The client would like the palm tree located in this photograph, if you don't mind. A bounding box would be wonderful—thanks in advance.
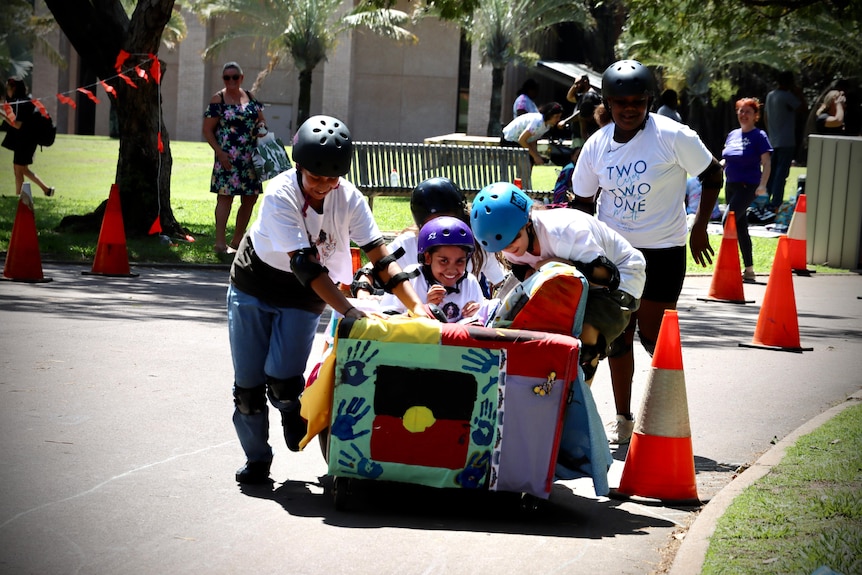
[447,0,592,137]
[186,0,416,127]
[1,0,63,80]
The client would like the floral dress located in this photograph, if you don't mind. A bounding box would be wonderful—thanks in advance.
[204,93,264,196]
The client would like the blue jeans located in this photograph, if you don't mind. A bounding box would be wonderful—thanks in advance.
[227,284,320,462]
[766,146,794,210]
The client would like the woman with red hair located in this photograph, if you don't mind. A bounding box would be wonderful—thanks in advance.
[721,97,772,282]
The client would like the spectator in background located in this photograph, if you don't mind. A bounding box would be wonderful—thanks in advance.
[815,89,846,135]
[656,89,682,122]
[513,79,540,117]
[764,71,807,212]
[203,61,265,256]
[721,97,772,283]
[501,102,564,167]
[1,77,55,197]
[559,75,602,141]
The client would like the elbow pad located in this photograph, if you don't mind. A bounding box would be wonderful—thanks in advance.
[575,255,620,292]
[290,248,328,287]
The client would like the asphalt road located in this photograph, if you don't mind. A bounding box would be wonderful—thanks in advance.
[1,263,860,575]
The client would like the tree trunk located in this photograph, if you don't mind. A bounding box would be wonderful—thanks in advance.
[297,68,313,129]
[45,0,184,237]
[486,66,505,137]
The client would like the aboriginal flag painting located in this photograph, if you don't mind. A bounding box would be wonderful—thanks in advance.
[329,326,500,490]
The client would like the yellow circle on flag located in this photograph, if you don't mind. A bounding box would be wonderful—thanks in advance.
[402,405,436,433]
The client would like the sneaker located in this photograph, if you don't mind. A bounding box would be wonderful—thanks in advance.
[235,460,272,484]
[742,269,756,283]
[607,414,634,445]
[44,187,55,197]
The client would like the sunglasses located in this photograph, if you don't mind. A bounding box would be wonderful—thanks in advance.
[223,74,241,81]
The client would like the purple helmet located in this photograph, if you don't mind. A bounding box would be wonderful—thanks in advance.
[417,216,475,263]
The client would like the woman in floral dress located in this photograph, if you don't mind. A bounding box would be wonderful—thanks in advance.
[203,61,266,255]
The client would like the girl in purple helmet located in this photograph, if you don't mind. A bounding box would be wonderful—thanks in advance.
[380,216,490,323]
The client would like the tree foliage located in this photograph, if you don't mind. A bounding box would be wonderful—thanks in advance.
[186,0,417,128]
[0,0,63,80]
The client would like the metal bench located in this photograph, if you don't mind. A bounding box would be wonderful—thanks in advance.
[347,141,552,208]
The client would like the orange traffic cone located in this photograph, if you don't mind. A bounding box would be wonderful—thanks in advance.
[2,184,52,283]
[739,235,812,352]
[83,184,138,277]
[614,310,700,505]
[787,194,813,276]
[697,211,753,304]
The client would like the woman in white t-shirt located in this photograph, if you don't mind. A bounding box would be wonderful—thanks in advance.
[570,60,723,444]
[500,102,564,166]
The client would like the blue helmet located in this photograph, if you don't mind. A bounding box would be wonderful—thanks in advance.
[417,216,475,263]
[470,182,533,252]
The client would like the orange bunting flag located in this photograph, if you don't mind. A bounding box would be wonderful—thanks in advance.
[57,93,77,109]
[148,216,162,235]
[158,131,164,153]
[114,49,131,73]
[117,73,137,88]
[99,79,117,98]
[2,102,15,123]
[149,55,162,85]
[135,65,149,81]
[77,87,100,104]
[32,99,49,118]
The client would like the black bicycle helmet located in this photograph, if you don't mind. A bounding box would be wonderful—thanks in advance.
[409,177,468,227]
[601,60,657,108]
[291,115,353,177]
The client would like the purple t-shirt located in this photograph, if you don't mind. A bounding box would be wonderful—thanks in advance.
[722,128,773,185]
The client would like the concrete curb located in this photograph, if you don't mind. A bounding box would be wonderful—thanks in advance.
[669,389,862,575]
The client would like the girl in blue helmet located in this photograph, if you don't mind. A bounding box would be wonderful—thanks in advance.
[380,216,490,323]
[471,182,646,382]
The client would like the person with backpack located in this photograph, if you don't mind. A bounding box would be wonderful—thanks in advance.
[1,77,55,197]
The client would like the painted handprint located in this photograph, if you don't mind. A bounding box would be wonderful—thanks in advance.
[461,348,497,375]
[471,398,495,446]
[341,340,379,387]
[331,396,371,441]
[337,443,383,479]
[455,451,491,489]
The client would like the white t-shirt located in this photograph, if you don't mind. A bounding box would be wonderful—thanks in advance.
[380,263,486,322]
[387,230,507,287]
[571,113,713,249]
[502,113,549,143]
[247,169,380,285]
[504,208,646,298]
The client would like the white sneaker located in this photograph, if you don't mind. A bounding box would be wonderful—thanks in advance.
[607,415,634,444]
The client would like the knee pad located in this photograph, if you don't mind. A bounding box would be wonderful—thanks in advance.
[607,324,635,358]
[233,384,267,415]
[637,329,657,357]
[266,376,304,412]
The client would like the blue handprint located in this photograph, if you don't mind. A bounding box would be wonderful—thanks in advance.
[331,396,371,441]
[341,340,379,387]
[481,374,498,395]
[337,443,383,479]
[471,398,495,446]
[455,451,491,489]
[461,348,497,374]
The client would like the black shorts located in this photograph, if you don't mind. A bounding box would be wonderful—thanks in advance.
[13,140,37,166]
[639,246,686,303]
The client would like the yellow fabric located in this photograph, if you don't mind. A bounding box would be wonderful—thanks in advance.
[298,316,442,450]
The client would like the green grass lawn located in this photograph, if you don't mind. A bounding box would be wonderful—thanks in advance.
[0,135,836,274]
[702,403,862,575]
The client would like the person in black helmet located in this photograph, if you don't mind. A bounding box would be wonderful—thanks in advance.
[350,176,506,299]
[226,115,429,484]
[570,60,723,445]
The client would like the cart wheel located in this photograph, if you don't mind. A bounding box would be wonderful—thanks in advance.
[318,428,330,464]
[519,493,540,513]
[333,476,351,511]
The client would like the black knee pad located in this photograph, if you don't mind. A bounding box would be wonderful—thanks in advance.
[637,329,657,357]
[233,384,267,415]
[607,325,635,358]
[266,376,304,412]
